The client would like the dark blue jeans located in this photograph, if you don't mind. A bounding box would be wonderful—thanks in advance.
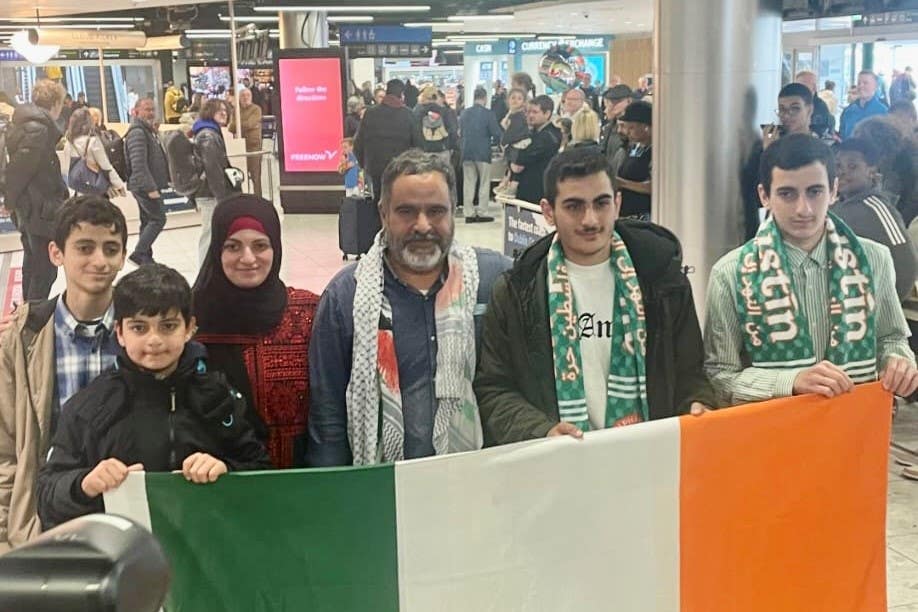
[131,191,166,260]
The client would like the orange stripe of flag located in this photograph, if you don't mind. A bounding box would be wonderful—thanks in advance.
[680,382,891,612]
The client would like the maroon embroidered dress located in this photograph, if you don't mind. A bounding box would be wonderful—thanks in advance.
[198,287,318,468]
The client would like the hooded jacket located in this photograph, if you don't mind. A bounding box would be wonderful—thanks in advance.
[474,220,717,446]
[4,104,69,237]
[414,101,459,153]
[36,342,271,530]
[193,118,240,202]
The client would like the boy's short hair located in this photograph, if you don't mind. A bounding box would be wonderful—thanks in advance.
[834,137,880,167]
[53,195,128,252]
[543,146,617,206]
[114,264,193,325]
[778,83,813,105]
[530,94,554,115]
[759,133,836,195]
[341,137,354,146]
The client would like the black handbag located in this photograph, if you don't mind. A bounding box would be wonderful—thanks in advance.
[68,138,111,195]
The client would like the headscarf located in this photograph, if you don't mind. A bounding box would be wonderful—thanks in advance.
[192,194,288,335]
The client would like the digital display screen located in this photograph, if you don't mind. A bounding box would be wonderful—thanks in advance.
[188,65,231,97]
[278,56,344,173]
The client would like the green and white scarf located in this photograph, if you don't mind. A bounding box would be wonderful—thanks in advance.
[547,233,649,430]
[736,213,877,381]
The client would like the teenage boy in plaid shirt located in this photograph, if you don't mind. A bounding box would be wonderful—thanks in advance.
[0,195,127,551]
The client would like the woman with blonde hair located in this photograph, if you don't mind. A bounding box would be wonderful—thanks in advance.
[569,107,601,149]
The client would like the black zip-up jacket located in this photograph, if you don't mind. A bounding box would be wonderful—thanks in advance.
[4,104,69,237]
[474,220,717,446]
[36,342,271,529]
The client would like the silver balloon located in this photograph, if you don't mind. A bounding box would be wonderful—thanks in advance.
[538,44,588,92]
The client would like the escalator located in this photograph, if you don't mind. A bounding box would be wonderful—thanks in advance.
[73,65,126,124]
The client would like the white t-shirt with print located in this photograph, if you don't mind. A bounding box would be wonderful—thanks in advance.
[565,257,615,430]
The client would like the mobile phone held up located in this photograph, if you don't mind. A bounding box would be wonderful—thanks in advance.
[760,123,787,137]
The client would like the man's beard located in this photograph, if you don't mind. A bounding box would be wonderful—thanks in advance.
[386,228,453,273]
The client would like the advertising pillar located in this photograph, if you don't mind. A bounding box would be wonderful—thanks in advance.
[275,49,346,212]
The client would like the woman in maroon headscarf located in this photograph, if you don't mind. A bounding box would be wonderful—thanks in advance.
[192,195,319,468]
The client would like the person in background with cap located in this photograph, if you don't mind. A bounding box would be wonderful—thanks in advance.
[600,84,633,171]
[616,101,653,220]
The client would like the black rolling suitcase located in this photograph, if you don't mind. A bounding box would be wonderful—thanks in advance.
[339,196,380,260]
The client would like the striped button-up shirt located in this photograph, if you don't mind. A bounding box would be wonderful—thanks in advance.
[703,234,914,406]
[54,295,118,412]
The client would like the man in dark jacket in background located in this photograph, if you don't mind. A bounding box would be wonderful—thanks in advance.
[599,84,632,173]
[193,98,241,265]
[124,97,170,266]
[354,79,422,209]
[510,95,562,205]
[459,86,502,223]
[475,148,715,445]
[4,79,70,299]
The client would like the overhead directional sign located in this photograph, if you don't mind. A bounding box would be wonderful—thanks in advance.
[339,25,432,46]
[347,43,431,59]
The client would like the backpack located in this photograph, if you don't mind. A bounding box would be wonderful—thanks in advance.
[422,110,450,150]
[162,130,203,196]
[98,129,127,180]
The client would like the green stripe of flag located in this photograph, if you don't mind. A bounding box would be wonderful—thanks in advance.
[137,467,399,612]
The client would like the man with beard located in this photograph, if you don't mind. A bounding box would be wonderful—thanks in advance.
[307,150,511,466]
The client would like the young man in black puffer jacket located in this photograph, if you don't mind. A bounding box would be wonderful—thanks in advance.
[475,148,716,446]
[36,264,270,530]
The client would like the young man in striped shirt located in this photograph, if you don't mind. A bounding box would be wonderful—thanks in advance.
[831,137,917,301]
[704,134,917,406]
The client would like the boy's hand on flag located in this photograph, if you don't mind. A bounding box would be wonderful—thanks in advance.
[182,453,228,484]
[81,459,144,498]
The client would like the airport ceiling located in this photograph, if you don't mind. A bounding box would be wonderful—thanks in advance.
[0,0,914,36]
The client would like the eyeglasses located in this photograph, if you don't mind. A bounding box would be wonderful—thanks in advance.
[775,105,804,117]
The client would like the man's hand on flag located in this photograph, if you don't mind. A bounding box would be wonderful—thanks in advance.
[880,357,918,397]
[792,361,854,397]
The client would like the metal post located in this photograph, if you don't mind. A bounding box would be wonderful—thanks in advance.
[97,48,108,123]
[228,0,243,138]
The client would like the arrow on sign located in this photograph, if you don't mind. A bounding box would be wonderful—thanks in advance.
[420,45,429,55]
[343,30,352,41]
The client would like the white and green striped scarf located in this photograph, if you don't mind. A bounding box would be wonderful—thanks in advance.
[547,234,649,430]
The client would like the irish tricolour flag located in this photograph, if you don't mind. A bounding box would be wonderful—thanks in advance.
[106,383,891,611]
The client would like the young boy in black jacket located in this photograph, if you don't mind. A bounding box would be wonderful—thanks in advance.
[37,264,270,529]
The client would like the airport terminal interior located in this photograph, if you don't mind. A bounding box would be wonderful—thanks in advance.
[1,0,918,609]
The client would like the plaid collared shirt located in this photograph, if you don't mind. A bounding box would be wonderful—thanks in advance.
[54,294,118,411]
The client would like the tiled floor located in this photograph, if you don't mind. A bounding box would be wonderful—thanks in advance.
[0,208,916,609]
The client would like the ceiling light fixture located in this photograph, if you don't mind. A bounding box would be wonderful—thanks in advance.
[0,17,142,23]
[14,24,135,30]
[219,15,277,23]
[255,5,430,13]
[446,15,514,22]
[404,21,460,27]
[10,30,59,64]
[445,36,499,42]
